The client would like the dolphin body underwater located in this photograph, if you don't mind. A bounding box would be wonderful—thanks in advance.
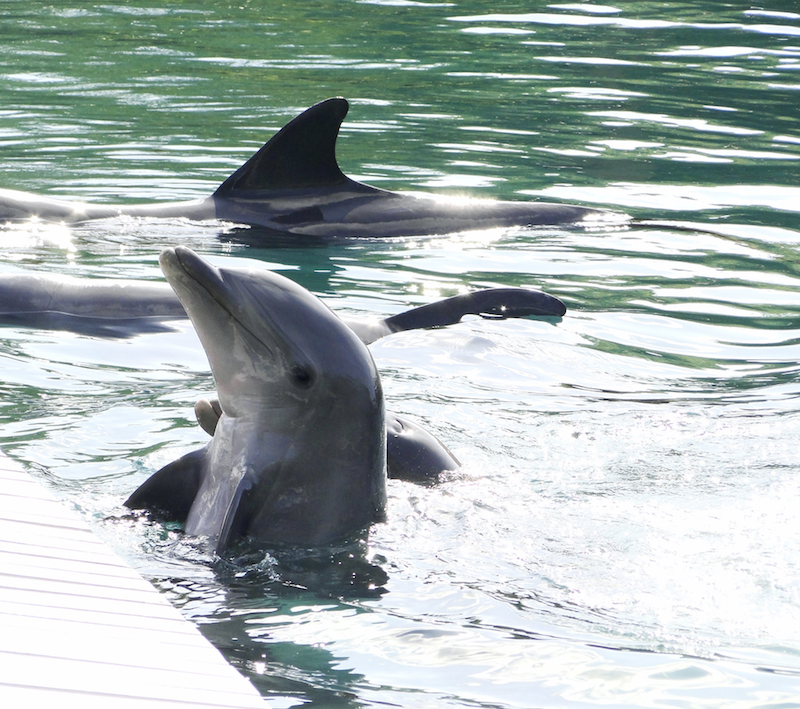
[0,98,621,237]
[108,247,567,554]
[0,266,566,339]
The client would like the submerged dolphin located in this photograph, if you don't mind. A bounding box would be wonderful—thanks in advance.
[0,268,566,339]
[0,98,622,237]
[122,248,566,552]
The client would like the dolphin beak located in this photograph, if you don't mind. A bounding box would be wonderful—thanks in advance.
[160,247,239,322]
[160,246,225,292]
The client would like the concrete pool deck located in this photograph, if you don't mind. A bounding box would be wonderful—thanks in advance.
[0,452,265,708]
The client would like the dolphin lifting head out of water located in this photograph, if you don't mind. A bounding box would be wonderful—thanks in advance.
[0,98,623,237]
[122,248,566,554]
[126,246,388,553]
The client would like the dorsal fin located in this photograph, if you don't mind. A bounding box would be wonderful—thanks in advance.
[215,97,350,194]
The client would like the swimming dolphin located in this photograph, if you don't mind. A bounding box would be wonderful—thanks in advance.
[0,272,186,337]
[0,98,622,237]
[0,268,566,339]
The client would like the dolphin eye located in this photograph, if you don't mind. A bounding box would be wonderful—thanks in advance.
[290,365,315,388]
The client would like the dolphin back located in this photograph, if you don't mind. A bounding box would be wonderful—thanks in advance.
[386,413,460,484]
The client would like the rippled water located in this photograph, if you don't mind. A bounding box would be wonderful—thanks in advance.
[1,2,800,707]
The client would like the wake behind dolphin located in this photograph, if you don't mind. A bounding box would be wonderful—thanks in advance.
[0,98,625,238]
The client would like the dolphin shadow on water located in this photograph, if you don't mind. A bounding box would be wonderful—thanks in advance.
[0,98,627,238]
[107,247,567,556]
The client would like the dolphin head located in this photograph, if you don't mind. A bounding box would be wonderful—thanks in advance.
[160,246,379,418]
[159,246,387,551]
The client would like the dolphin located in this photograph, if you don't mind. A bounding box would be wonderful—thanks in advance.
[0,272,186,337]
[0,98,623,237]
[121,247,566,552]
[125,246,388,552]
[0,268,566,339]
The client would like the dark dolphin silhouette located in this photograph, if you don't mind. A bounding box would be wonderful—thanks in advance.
[0,98,623,237]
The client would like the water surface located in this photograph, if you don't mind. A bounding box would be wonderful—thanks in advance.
[1,2,799,707]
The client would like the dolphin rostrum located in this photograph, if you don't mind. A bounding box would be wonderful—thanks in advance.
[0,98,623,237]
[122,248,566,553]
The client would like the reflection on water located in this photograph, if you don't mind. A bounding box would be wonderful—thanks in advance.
[1,1,800,707]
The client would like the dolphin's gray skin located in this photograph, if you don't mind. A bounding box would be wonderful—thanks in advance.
[0,272,186,337]
[191,396,460,486]
[191,395,458,493]
[0,98,622,237]
[125,246,388,553]
[0,269,566,339]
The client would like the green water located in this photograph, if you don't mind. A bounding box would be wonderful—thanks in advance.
[1,2,800,708]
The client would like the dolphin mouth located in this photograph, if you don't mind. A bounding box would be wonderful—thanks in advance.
[161,245,248,323]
